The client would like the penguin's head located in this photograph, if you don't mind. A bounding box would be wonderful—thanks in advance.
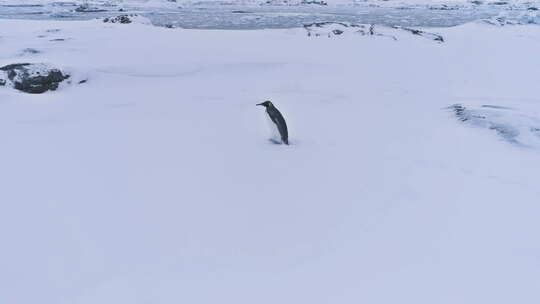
[256,100,273,108]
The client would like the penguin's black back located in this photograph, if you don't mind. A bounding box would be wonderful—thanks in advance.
[267,105,288,145]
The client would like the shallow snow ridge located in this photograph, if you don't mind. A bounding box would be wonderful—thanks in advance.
[449,104,540,148]
[304,22,444,42]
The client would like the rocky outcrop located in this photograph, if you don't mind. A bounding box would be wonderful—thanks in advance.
[102,14,151,25]
[262,0,326,5]
[304,22,363,37]
[0,63,70,94]
[428,4,460,10]
[304,22,444,43]
[392,26,444,42]
[103,14,135,24]
[300,0,327,5]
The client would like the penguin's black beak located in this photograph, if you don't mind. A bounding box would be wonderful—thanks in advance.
[256,103,264,106]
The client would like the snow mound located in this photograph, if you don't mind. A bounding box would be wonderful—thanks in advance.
[449,104,540,148]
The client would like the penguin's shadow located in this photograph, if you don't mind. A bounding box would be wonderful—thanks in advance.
[268,139,294,146]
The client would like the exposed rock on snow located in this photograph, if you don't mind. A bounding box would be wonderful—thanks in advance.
[489,1,509,5]
[304,22,444,42]
[300,0,328,5]
[103,14,151,25]
[389,26,444,42]
[103,15,135,24]
[449,104,540,147]
[304,22,364,37]
[262,0,328,5]
[0,63,70,94]
[428,4,461,10]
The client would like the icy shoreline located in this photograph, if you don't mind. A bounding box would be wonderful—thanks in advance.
[1,0,539,28]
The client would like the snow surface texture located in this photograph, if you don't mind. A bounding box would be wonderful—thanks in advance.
[1,18,540,304]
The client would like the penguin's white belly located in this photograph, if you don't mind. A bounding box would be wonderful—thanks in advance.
[265,113,281,142]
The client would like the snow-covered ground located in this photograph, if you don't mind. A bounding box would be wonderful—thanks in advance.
[1,16,540,304]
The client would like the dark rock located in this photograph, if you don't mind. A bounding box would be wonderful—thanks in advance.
[528,7,539,11]
[1,63,29,72]
[0,79,5,86]
[50,2,78,7]
[50,38,67,42]
[301,0,327,5]
[304,22,364,37]
[103,14,139,24]
[0,63,70,94]
[429,4,460,10]
[391,26,444,42]
[231,10,253,13]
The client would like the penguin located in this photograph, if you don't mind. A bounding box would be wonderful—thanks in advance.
[256,100,289,145]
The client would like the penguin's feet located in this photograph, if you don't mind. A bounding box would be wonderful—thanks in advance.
[268,138,282,145]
